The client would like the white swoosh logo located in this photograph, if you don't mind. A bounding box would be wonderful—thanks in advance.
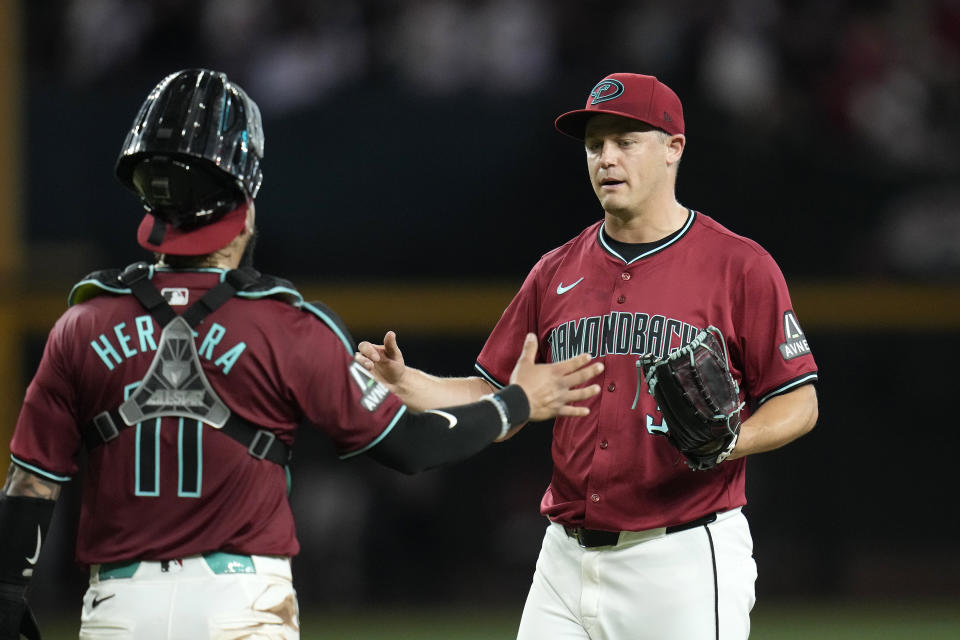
[25,525,41,565]
[556,277,585,295]
[424,409,458,429]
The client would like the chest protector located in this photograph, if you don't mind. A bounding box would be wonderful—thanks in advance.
[78,262,293,465]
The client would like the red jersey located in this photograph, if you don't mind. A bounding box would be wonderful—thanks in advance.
[476,211,818,531]
[10,268,404,565]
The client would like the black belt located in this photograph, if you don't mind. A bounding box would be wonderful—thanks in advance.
[564,512,719,548]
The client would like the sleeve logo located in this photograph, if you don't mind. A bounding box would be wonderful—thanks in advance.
[348,362,390,412]
[778,311,811,360]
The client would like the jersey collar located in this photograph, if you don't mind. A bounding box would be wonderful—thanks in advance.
[597,209,696,265]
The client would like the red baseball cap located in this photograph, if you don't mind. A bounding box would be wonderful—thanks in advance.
[555,73,685,140]
[137,201,249,256]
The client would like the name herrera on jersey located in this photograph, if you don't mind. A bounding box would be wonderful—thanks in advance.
[89,315,246,375]
[548,311,700,362]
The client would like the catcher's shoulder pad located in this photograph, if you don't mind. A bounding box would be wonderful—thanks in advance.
[66,264,354,351]
[68,267,129,306]
[231,268,300,304]
[67,264,302,307]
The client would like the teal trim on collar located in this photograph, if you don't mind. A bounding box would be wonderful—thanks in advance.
[10,455,72,482]
[598,209,696,265]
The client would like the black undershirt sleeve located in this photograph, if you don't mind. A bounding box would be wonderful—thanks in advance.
[366,385,530,474]
[0,487,56,640]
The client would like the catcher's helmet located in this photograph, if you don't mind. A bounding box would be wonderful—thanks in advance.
[115,69,264,237]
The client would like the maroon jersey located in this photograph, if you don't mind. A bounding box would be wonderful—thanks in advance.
[476,211,818,531]
[10,268,404,565]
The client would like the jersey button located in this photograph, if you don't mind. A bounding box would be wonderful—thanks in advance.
[617,295,626,304]
[600,440,609,449]
[621,272,631,281]
[607,383,616,392]
[590,493,600,503]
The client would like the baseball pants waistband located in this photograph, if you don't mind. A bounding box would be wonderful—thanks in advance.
[91,553,291,581]
[561,507,743,548]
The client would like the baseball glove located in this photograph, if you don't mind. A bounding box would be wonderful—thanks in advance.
[637,326,743,471]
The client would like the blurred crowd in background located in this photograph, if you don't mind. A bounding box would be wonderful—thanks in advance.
[22,0,960,279]
[28,0,960,167]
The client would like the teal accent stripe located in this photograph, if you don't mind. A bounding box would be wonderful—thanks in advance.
[474,363,505,389]
[339,405,408,460]
[239,285,302,302]
[9,455,72,482]
[598,210,696,265]
[203,551,255,574]
[301,302,353,352]
[98,561,140,580]
[758,373,819,405]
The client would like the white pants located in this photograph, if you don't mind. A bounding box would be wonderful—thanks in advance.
[517,508,757,640]
[80,554,299,640]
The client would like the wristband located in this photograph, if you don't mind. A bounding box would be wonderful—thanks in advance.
[484,384,531,439]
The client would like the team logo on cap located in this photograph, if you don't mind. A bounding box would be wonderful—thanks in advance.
[590,79,624,105]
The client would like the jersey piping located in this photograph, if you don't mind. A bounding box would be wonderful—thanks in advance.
[10,455,72,482]
[474,363,506,389]
[338,405,408,460]
[597,209,696,264]
[758,373,819,405]
[299,302,353,353]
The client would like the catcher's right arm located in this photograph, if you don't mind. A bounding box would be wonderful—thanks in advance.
[636,326,743,471]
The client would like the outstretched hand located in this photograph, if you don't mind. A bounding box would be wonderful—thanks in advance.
[510,333,603,423]
[355,331,406,390]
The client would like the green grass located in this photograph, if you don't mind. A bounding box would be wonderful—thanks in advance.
[37,600,960,639]
[750,601,960,640]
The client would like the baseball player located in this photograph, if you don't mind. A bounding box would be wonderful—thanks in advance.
[0,69,604,640]
[356,73,819,639]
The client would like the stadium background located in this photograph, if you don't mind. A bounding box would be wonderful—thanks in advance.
[1,0,958,637]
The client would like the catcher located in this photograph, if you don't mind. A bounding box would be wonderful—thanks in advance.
[0,69,604,640]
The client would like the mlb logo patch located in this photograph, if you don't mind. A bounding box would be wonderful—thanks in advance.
[161,288,190,306]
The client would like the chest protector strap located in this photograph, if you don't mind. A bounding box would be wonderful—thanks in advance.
[82,262,290,466]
